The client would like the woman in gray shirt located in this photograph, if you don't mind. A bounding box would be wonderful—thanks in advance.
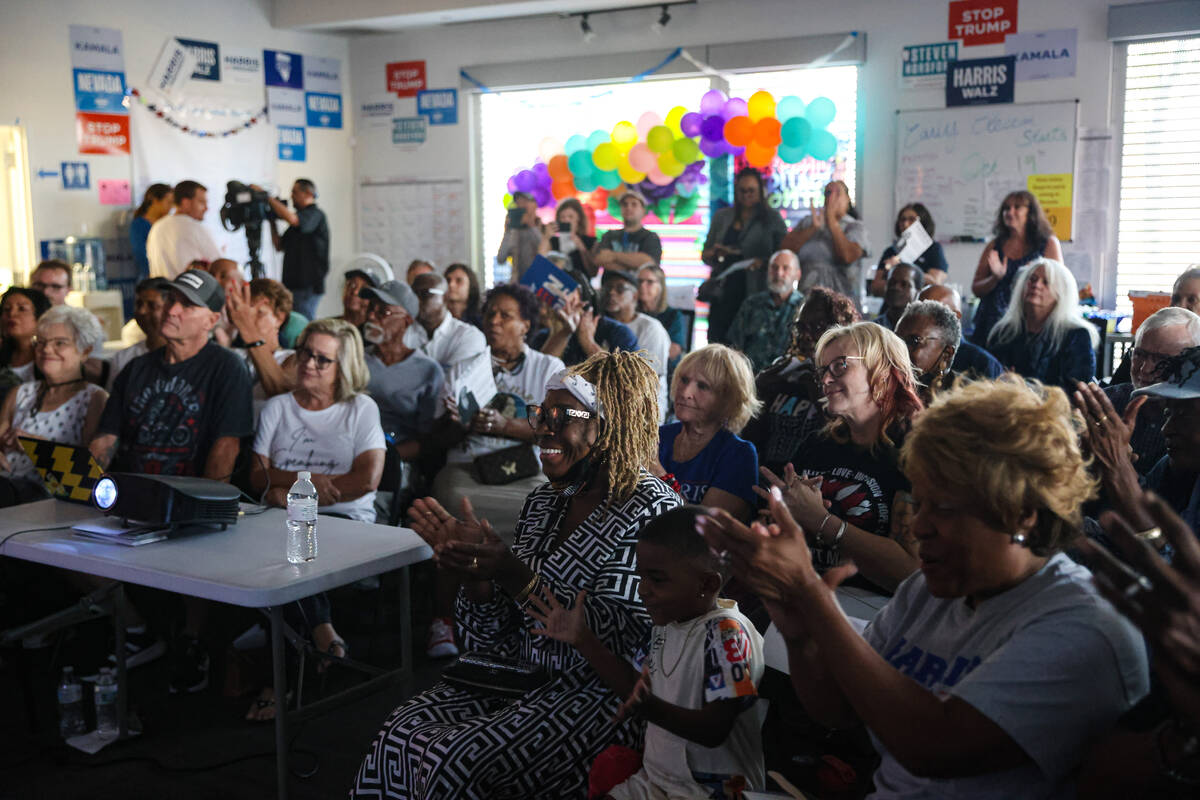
[782,180,871,309]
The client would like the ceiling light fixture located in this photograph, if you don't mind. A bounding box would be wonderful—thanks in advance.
[580,14,596,42]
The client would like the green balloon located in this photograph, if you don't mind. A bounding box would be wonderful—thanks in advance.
[595,169,621,190]
[671,137,700,164]
[807,129,837,161]
[607,196,622,218]
[647,126,674,154]
[651,198,673,221]
[674,194,700,219]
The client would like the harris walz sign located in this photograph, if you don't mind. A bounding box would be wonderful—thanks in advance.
[946,55,1015,106]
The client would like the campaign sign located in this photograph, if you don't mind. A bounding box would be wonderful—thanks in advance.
[306,92,343,128]
[1006,29,1077,81]
[417,88,457,125]
[387,61,426,97]
[901,42,958,88]
[69,25,124,72]
[222,47,263,86]
[946,56,1016,106]
[278,126,306,162]
[519,256,579,310]
[61,162,90,190]
[73,69,127,113]
[304,56,341,95]
[392,117,427,146]
[359,96,396,129]
[268,87,306,128]
[949,0,1018,46]
[178,38,220,81]
[264,50,303,89]
[76,112,130,155]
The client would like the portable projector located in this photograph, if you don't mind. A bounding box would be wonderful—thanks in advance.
[92,473,241,529]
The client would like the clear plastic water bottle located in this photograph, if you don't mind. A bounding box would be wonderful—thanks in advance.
[57,666,87,739]
[286,471,318,564]
[94,667,118,738]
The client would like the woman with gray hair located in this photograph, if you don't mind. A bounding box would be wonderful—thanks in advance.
[0,304,108,505]
[895,299,963,402]
[986,257,1097,389]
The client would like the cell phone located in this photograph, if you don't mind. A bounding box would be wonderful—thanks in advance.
[507,207,525,227]
[557,221,571,233]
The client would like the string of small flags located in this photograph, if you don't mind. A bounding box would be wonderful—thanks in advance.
[129,88,267,138]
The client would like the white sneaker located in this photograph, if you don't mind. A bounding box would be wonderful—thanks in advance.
[425,617,459,659]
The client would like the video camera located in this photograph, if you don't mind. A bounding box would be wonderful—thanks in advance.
[219,181,276,279]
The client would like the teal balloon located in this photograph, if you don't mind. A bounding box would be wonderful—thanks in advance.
[607,196,622,218]
[574,171,598,192]
[595,169,621,190]
[676,180,696,198]
[674,194,700,219]
[778,143,807,163]
[586,129,608,150]
[671,137,700,164]
[568,150,594,176]
[807,129,838,161]
[805,97,836,128]
[776,95,805,121]
[781,117,812,148]
[565,134,589,154]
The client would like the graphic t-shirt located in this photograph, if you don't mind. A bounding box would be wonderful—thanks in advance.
[596,227,663,262]
[658,422,758,506]
[98,342,254,476]
[740,357,824,475]
[254,393,385,522]
[863,554,1149,798]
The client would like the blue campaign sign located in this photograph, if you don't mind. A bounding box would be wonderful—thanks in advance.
[73,69,127,114]
[416,88,457,125]
[278,126,306,162]
[263,50,303,89]
[392,117,427,145]
[305,92,343,128]
[946,56,1016,107]
[177,38,220,81]
[61,162,90,190]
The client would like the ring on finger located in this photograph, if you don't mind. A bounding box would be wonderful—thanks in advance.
[471,555,479,569]
[1123,574,1153,598]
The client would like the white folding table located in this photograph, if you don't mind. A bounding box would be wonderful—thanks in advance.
[0,498,432,800]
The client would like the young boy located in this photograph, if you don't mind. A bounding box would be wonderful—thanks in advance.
[529,506,766,799]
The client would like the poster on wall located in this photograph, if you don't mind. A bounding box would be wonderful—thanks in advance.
[306,93,343,128]
[387,61,426,97]
[264,50,303,89]
[69,24,128,155]
[360,96,396,129]
[900,42,958,89]
[69,25,124,72]
[393,117,427,146]
[177,38,220,81]
[222,47,263,85]
[1006,29,1077,80]
[146,39,198,102]
[304,56,341,94]
[267,87,306,127]
[949,0,1018,46]
[417,89,457,125]
[946,56,1016,106]
[278,126,306,161]
[76,112,131,155]
[73,69,127,113]
[1028,173,1073,239]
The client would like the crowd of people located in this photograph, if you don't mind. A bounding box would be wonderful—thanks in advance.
[3,172,1199,799]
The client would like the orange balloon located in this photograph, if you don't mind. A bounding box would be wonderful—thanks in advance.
[753,117,782,147]
[547,154,572,182]
[551,178,576,199]
[723,116,754,147]
[744,142,775,167]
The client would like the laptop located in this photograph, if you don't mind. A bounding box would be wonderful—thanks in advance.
[19,437,105,504]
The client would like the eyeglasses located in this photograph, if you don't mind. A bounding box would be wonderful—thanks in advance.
[31,336,75,351]
[1131,347,1174,363]
[526,404,594,434]
[901,334,942,350]
[296,347,336,370]
[815,355,863,381]
[32,281,68,292]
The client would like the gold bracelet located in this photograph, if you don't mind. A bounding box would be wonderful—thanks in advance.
[512,573,540,604]
[1136,527,1163,543]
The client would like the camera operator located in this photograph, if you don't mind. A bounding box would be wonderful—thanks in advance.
[250,179,329,320]
[147,180,222,280]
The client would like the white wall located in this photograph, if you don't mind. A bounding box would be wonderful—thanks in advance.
[348,0,1129,297]
[0,0,354,319]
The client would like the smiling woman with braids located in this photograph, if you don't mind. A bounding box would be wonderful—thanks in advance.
[350,350,682,799]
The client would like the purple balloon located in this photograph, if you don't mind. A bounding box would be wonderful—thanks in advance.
[700,115,726,142]
[721,97,748,121]
[506,175,519,194]
[698,138,724,158]
[533,163,550,180]
[515,170,536,192]
[700,89,727,116]
[533,186,552,207]
[680,112,703,137]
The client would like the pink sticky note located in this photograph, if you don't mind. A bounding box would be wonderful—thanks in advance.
[98,179,131,206]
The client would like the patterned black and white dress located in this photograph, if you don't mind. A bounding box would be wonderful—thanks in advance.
[350,472,681,799]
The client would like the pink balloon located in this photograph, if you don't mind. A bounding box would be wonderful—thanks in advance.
[628,142,657,172]
[636,111,663,137]
[700,89,727,116]
[722,97,748,121]
[645,165,673,186]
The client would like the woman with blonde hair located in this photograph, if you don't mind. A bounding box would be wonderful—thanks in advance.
[765,321,923,592]
[701,376,1148,798]
[986,257,1097,389]
[655,344,761,520]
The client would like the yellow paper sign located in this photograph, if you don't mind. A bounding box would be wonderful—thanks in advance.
[1027,173,1073,208]
[1042,206,1072,241]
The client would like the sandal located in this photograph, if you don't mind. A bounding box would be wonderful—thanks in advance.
[245,687,291,722]
[317,637,348,674]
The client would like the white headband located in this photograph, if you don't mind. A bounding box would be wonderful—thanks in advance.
[545,370,604,419]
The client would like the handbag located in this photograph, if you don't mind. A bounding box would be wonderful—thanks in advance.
[442,651,551,698]
[472,443,540,485]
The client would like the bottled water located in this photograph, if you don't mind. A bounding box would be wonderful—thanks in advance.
[94,668,118,738]
[57,666,87,738]
[286,471,318,564]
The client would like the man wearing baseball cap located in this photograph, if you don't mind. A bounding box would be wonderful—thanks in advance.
[601,266,671,421]
[339,268,378,329]
[89,268,254,692]
[594,188,663,272]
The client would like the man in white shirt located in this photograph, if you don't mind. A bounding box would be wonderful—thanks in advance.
[601,267,671,422]
[406,272,488,401]
[146,180,222,279]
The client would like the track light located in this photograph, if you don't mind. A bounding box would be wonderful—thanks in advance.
[580,14,596,42]
[651,5,671,34]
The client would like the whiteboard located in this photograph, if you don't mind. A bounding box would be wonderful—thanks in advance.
[894,101,1077,241]
[358,179,469,274]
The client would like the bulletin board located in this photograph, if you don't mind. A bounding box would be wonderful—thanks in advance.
[358,178,468,271]
[894,100,1078,241]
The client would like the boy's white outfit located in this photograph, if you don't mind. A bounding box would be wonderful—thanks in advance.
[610,599,766,800]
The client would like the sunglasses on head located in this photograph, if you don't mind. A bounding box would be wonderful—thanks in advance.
[526,404,594,434]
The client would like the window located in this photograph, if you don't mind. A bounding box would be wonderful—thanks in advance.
[1116,37,1200,312]
[0,125,35,287]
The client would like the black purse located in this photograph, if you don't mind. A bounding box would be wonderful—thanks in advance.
[472,443,540,485]
[442,651,551,698]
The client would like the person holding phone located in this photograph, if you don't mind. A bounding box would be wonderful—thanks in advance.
[539,198,596,279]
[497,191,544,282]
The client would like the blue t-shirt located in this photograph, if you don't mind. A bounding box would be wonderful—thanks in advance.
[130,215,152,280]
[658,422,758,506]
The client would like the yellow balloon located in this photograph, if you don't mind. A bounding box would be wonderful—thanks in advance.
[611,120,638,152]
[747,90,776,123]
[617,161,646,184]
[657,152,685,177]
[502,193,514,207]
[665,105,687,134]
